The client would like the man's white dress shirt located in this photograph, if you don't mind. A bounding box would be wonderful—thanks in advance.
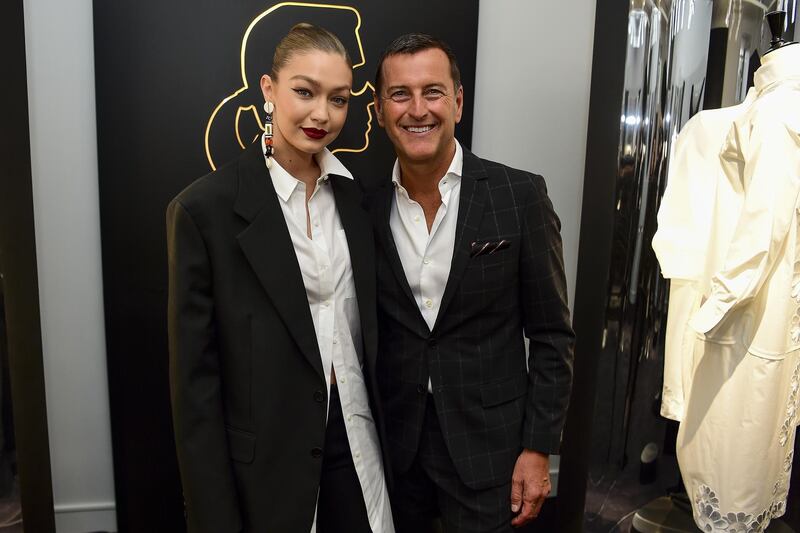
[389,142,463,392]
[266,145,393,533]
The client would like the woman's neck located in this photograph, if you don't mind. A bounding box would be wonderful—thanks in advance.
[273,144,320,190]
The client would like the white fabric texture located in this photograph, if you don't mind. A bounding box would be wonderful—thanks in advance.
[656,45,800,532]
[266,146,394,533]
[653,90,755,421]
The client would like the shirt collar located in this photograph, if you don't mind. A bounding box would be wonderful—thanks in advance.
[264,143,353,203]
[754,44,800,94]
[316,147,354,181]
[391,140,464,190]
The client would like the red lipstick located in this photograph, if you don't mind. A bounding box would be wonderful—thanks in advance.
[302,128,328,140]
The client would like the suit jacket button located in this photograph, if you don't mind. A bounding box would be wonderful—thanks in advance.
[428,338,437,347]
[416,384,425,394]
[311,447,323,458]
[314,390,325,403]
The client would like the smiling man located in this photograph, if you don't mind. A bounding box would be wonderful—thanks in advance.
[366,34,575,532]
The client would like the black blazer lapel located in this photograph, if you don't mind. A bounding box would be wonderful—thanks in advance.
[371,184,417,307]
[434,148,488,332]
[233,143,324,381]
[330,176,377,369]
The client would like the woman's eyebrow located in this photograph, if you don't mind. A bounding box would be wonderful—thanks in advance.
[290,74,350,92]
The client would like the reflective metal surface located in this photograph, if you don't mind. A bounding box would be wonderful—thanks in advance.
[591,0,713,474]
[705,0,797,108]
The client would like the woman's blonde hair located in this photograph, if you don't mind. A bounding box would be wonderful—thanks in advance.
[271,23,352,79]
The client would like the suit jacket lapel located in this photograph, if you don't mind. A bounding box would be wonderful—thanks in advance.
[330,176,377,369]
[233,143,324,381]
[372,184,418,307]
[434,148,488,332]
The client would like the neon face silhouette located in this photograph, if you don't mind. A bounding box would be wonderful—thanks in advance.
[204,2,375,170]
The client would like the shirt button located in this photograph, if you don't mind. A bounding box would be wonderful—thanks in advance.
[414,215,420,222]
[354,452,361,460]
[333,337,338,345]
[311,447,323,458]
[424,299,433,308]
[322,301,330,308]
[314,390,326,403]
[423,257,431,265]
[347,414,353,422]
[313,220,320,227]
[339,376,346,384]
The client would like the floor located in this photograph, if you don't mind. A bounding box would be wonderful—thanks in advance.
[584,453,682,532]
[0,476,21,532]
[583,431,800,533]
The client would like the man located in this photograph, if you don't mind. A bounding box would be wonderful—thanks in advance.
[367,34,575,532]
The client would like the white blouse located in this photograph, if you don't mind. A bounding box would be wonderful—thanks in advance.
[267,147,394,533]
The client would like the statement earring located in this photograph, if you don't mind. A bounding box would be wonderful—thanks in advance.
[263,101,274,168]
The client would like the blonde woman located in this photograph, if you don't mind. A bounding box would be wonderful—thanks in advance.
[167,23,393,533]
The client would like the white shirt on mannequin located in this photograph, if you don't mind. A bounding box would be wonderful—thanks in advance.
[656,45,800,532]
[652,89,755,421]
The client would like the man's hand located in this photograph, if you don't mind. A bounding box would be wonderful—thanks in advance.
[510,449,550,527]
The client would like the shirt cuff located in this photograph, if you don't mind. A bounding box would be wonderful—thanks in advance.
[688,298,725,335]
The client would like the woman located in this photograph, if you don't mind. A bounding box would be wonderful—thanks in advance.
[167,23,392,533]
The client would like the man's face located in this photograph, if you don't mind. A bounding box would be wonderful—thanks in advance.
[375,48,463,168]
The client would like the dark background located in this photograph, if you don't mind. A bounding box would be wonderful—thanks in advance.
[0,0,55,531]
[92,2,479,530]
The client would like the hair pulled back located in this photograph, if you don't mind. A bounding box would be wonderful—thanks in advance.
[271,22,352,79]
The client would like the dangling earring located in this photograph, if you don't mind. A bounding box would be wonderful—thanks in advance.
[263,101,275,168]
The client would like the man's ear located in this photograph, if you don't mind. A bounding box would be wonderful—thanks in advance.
[454,85,464,124]
[373,92,385,127]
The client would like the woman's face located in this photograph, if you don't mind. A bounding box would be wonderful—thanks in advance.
[260,50,352,160]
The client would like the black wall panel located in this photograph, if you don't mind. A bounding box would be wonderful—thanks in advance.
[0,1,56,531]
[556,1,630,531]
[92,2,479,530]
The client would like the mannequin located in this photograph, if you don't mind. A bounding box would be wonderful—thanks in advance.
[764,10,798,55]
[671,42,800,532]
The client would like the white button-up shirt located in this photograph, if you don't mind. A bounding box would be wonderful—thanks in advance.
[389,142,463,392]
[266,145,393,533]
[652,45,800,529]
[652,89,755,422]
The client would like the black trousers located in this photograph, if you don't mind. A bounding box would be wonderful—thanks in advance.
[392,396,516,533]
[317,384,372,533]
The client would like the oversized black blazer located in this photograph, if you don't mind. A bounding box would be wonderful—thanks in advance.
[167,141,384,533]
[365,146,575,491]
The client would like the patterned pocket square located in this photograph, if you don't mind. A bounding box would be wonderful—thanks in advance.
[470,239,511,258]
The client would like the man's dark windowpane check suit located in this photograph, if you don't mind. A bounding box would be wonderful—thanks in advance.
[365,145,575,531]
